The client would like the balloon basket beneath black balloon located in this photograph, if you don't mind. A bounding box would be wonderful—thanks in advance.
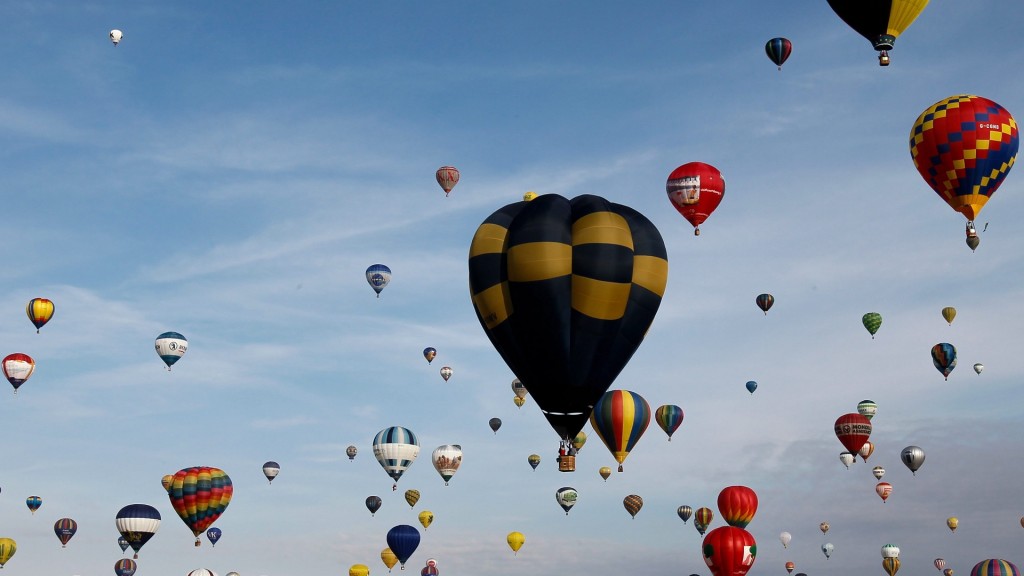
[557,455,575,472]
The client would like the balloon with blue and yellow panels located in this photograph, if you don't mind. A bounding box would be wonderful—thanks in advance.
[155,332,187,370]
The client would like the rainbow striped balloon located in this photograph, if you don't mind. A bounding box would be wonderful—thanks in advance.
[972,560,1021,576]
[168,466,233,544]
[589,390,651,472]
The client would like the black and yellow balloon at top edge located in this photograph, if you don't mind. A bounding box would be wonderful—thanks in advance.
[468,194,668,441]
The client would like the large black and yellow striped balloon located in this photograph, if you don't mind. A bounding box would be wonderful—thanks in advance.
[469,194,668,440]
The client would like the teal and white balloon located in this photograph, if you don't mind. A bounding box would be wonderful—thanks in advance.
[154,332,187,370]
[373,426,420,487]
[857,400,877,420]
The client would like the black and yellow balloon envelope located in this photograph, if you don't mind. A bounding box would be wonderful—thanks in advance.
[468,194,668,442]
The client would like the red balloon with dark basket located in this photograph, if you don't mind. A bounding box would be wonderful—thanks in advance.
[834,413,872,456]
[718,486,758,529]
[666,162,725,236]
[703,526,757,576]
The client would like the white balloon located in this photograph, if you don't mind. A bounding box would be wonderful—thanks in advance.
[109,29,123,45]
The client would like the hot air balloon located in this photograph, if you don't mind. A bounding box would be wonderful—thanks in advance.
[366,496,382,516]
[381,548,399,572]
[695,507,714,536]
[25,495,41,514]
[26,298,54,333]
[555,487,578,515]
[431,444,462,485]
[54,518,77,547]
[572,431,587,452]
[873,466,886,480]
[436,166,459,197]
[881,544,900,558]
[932,343,957,379]
[819,522,830,535]
[945,570,954,576]
[974,363,984,374]
[884,557,902,576]
[347,445,358,461]
[901,446,925,475]
[822,542,834,559]
[745,381,757,394]
[876,481,893,502]
[154,332,187,370]
[590,389,651,472]
[3,353,35,394]
[858,400,878,420]
[161,474,174,493]
[971,560,1020,576]
[167,467,233,546]
[859,440,875,462]
[109,29,123,45]
[718,486,758,529]
[702,526,757,576]
[366,264,392,298]
[839,451,855,469]
[118,536,130,553]
[511,379,528,399]
[835,413,872,456]
[523,191,538,201]
[468,194,667,450]
[374,427,420,489]
[114,558,137,576]
[488,418,501,434]
[654,404,683,441]
[349,565,369,576]
[187,569,217,576]
[528,454,541,470]
[418,510,433,530]
[439,366,452,382]
[942,307,957,325]
[513,396,525,408]
[0,538,16,570]
[598,466,611,481]
[404,490,420,508]
[115,504,161,559]
[262,461,280,484]
[862,313,882,338]
[420,566,437,576]
[765,37,792,70]
[785,561,795,574]
[911,96,1018,249]
[678,505,693,524]
[423,348,436,364]
[827,0,930,65]
[946,517,958,532]
[206,527,221,547]
[936,559,947,571]
[386,525,420,569]
[667,162,725,236]
[756,293,774,315]
[779,531,791,549]
[506,532,525,555]
[623,494,644,518]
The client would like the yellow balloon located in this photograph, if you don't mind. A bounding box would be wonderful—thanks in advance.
[572,431,587,451]
[0,538,16,568]
[942,306,957,325]
[418,510,434,530]
[507,531,525,555]
[523,191,538,201]
[599,466,612,481]
[883,557,901,576]
[161,474,174,493]
[513,396,525,408]
[404,489,420,508]
[349,564,370,576]
[946,516,958,532]
[381,548,398,571]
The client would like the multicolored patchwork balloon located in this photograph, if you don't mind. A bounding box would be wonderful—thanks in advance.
[167,467,233,546]
[589,390,651,472]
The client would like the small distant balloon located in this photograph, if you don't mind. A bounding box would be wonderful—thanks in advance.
[527,454,540,470]
[366,496,382,516]
[873,466,885,480]
[555,487,578,515]
[623,494,643,519]
[756,293,774,315]
[857,400,878,420]
[54,518,78,547]
[876,481,893,502]
[523,191,538,201]
[435,166,460,197]
[822,542,833,559]
[974,363,984,375]
[941,307,957,325]
[26,298,55,333]
[819,522,829,535]
[26,496,41,514]
[366,264,392,297]
[931,343,957,380]
[439,366,452,382]
[506,531,524,555]
[404,489,420,508]
[859,440,874,462]
[346,445,358,461]
[423,348,436,364]
[3,353,35,394]
[109,29,123,45]
[779,531,792,548]
[655,404,683,441]
[745,381,757,394]
[154,332,188,370]
[946,517,958,532]
[599,466,612,481]
[262,461,280,484]
[862,312,882,338]
[114,559,137,576]
[418,510,434,530]
[765,37,792,70]
[839,451,854,469]
[901,446,925,475]
[488,418,502,434]
[677,505,692,523]
[205,527,221,547]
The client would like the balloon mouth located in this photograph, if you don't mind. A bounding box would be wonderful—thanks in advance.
[873,35,895,51]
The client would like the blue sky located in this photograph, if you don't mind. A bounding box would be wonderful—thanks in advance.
[1,1,1023,575]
